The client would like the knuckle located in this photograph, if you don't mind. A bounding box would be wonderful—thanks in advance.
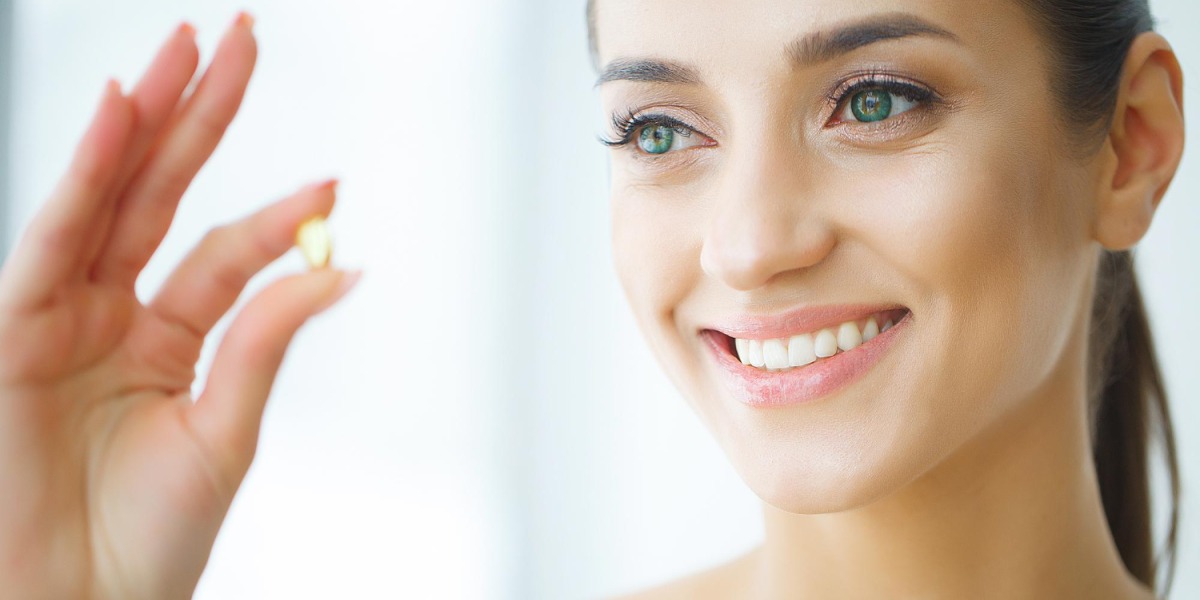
[199,226,254,292]
[161,168,196,199]
[200,224,234,250]
[208,260,250,296]
[36,221,86,256]
[192,107,231,140]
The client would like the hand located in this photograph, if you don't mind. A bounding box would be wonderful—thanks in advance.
[0,14,358,599]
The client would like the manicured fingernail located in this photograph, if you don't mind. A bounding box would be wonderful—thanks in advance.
[334,270,362,299]
[305,178,338,193]
[236,11,255,31]
[103,78,122,98]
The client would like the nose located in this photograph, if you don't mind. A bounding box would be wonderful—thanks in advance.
[699,142,836,291]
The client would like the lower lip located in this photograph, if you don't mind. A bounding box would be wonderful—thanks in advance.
[701,312,912,409]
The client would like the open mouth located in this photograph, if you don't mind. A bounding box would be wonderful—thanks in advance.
[712,308,912,372]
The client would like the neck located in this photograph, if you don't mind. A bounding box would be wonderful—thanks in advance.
[750,347,1150,599]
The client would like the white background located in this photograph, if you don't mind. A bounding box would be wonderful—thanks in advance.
[4,0,1196,598]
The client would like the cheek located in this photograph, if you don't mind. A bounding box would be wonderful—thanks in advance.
[610,179,704,358]
[840,133,1091,410]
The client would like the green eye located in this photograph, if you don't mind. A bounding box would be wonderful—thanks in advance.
[638,125,676,154]
[850,90,893,122]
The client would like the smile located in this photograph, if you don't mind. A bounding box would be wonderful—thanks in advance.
[732,308,909,371]
[701,306,913,408]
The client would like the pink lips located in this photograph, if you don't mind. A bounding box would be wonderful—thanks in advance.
[701,307,912,409]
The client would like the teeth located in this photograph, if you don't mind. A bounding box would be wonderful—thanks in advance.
[747,339,765,368]
[862,318,879,342]
[730,312,903,372]
[837,322,862,352]
[814,329,838,358]
[735,338,751,365]
[762,339,789,370]
[788,333,816,367]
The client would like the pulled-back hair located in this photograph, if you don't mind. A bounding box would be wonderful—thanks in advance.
[1018,1,1180,593]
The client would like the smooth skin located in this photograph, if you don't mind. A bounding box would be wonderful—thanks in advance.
[0,4,1182,600]
[0,14,358,599]
[594,0,1182,599]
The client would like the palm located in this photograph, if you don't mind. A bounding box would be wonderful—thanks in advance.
[0,16,355,600]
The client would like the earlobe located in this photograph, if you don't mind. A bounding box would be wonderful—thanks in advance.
[1094,32,1185,251]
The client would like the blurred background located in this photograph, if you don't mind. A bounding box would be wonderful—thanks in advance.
[0,0,1195,598]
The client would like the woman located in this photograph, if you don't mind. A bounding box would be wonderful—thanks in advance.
[0,2,1184,600]
[591,0,1183,597]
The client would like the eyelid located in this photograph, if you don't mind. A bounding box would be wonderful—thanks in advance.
[600,109,717,153]
[824,71,941,125]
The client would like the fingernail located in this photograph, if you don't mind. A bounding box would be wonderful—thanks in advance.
[177,21,196,39]
[304,178,339,193]
[236,11,256,31]
[103,78,123,99]
[335,270,362,299]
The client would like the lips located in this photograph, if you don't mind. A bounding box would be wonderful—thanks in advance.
[701,306,913,408]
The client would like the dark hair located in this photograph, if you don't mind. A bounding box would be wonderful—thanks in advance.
[1017,1,1179,595]
[585,0,1181,595]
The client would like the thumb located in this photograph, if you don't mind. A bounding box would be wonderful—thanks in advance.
[188,268,361,482]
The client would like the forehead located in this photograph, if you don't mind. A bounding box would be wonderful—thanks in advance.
[593,0,1040,77]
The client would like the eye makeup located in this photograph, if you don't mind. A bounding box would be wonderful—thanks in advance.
[824,70,941,124]
[600,108,713,151]
[600,66,952,159]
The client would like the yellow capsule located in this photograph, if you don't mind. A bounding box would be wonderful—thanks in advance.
[295,216,332,269]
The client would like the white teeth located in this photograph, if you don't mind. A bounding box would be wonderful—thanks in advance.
[730,311,902,372]
[788,333,816,367]
[735,338,751,365]
[837,322,862,351]
[862,318,879,342]
[762,339,789,370]
[814,329,838,358]
[747,339,765,368]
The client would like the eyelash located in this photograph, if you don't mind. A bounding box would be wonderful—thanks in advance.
[601,72,940,151]
[599,110,697,149]
[826,71,937,122]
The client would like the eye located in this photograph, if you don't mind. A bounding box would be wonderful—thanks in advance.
[827,75,937,127]
[600,111,714,156]
[838,88,920,123]
[636,123,702,155]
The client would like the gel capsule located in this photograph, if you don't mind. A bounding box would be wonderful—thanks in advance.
[295,216,332,269]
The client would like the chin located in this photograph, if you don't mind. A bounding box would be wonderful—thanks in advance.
[720,421,932,515]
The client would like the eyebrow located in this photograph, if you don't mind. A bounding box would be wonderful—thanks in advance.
[593,58,700,87]
[787,12,960,67]
[595,12,960,87]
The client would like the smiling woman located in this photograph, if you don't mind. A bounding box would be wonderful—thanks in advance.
[0,0,1188,598]
[589,0,1182,599]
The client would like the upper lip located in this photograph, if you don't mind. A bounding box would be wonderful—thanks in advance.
[703,303,908,340]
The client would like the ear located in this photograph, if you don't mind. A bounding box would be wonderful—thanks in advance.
[1094,32,1185,251]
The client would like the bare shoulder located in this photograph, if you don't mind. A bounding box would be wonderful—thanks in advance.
[605,547,761,600]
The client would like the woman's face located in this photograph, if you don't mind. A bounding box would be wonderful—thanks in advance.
[596,0,1104,512]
